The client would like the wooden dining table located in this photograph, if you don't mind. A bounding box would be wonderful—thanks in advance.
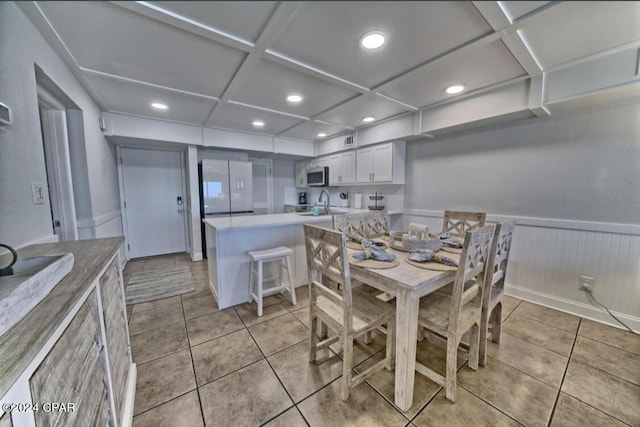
[347,244,457,412]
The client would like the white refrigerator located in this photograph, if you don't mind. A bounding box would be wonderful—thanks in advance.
[199,159,253,217]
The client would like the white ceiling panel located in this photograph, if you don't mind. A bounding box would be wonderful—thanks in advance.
[149,1,278,43]
[315,95,408,127]
[499,1,550,21]
[519,1,640,70]
[231,59,359,118]
[270,1,491,88]
[279,121,347,141]
[381,41,526,108]
[87,75,216,124]
[207,103,304,135]
[38,1,246,97]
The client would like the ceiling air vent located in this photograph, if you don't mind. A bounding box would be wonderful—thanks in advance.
[344,136,354,147]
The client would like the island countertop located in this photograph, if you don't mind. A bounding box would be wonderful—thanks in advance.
[0,237,123,398]
[203,209,401,231]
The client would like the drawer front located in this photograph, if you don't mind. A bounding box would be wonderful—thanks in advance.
[100,260,130,422]
[30,290,112,427]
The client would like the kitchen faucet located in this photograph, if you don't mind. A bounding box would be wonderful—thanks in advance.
[318,189,331,215]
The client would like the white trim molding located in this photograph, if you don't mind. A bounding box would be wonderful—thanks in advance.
[76,210,122,229]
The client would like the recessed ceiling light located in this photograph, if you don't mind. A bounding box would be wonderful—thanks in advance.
[362,116,375,123]
[360,31,386,50]
[287,94,303,103]
[445,84,465,94]
[252,120,265,128]
[151,102,168,110]
[317,132,327,138]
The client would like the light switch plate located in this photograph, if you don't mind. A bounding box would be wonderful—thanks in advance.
[31,182,46,205]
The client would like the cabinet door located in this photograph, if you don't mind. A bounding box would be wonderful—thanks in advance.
[340,152,356,184]
[329,155,341,186]
[294,160,308,187]
[30,290,113,427]
[372,143,393,182]
[100,260,130,424]
[356,148,373,183]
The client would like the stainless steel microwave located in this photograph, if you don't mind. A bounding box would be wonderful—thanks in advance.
[307,166,329,187]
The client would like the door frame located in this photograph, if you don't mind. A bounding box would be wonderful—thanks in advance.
[250,158,273,214]
[37,86,78,241]
[117,146,189,260]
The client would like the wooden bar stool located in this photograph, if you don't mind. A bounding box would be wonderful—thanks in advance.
[248,247,296,316]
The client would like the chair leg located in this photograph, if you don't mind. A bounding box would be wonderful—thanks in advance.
[249,260,255,303]
[468,323,480,371]
[285,255,296,306]
[257,261,263,317]
[491,303,503,344]
[445,337,458,403]
[479,307,490,367]
[309,313,319,362]
[341,335,354,401]
[385,317,395,370]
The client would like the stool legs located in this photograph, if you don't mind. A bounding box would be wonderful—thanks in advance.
[257,261,263,317]
[285,255,296,306]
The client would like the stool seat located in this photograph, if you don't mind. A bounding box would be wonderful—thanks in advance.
[248,246,296,316]
[248,246,293,261]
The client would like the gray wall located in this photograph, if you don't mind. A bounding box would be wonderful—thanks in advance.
[405,98,640,224]
[0,3,121,247]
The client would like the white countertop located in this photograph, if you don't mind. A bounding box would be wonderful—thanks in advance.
[203,208,400,231]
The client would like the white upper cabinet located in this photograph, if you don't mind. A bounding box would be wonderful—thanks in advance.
[356,141,405,184]
[329,151,355,186]
[310,157,329,169]
[295,160,309,187]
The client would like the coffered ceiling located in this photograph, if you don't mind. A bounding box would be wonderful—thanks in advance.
[19,1,640,142]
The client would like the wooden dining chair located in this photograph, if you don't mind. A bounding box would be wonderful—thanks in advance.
[333,211,389,241]
[479,222,515,366]
[414,225,495,402]
[442,210,486,236]
[304,224,396,401]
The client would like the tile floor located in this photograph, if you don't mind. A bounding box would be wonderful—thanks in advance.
[124,254,640,427]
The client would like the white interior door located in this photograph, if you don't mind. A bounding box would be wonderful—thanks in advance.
[251,159,272,215]
[121,148,187,258]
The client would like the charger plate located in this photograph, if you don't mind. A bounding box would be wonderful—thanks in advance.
[349,254,399,269]
[440,246,463,254]
[405,258,457,271]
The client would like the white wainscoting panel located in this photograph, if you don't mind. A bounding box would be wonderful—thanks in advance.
[401,209,640,331]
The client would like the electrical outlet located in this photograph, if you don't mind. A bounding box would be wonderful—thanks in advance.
[579,275,595,292]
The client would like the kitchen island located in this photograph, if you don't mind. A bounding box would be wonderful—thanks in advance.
[203,209,401,309]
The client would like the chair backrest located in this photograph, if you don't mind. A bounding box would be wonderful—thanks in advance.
[482,222,515,307]
[333,211,389,241]
[303,224,354,331]
[448,225,495,335]
[443,210,486,236]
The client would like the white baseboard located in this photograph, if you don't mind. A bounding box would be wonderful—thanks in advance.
[190,251,203,262]
[505,283,640,332]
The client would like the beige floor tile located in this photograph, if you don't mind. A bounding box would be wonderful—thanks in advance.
[143,256,176,271]
[502,295,521,319]
[268,340,342,403]
[512,301,580,333]
[578,319,640,355]
[186,308,244,346]
[248,312,308,356]
[562,360,640,425]
[191,329,263,386]
[458,357,557,427]
[415,334,467,374]
[199,359,293,427]
[134,349,196,415]
[550,393,627,427]
[173,253,193,266]
[128,304,185,335]
[330,329,387,366]
[572,335,640,385]
[356,352,441,419]
[130,321,189,364]
[263,407,307,427]
[291,306,310,328]
[131,295,182,314]
[126,304,133,320]
[414,387,521,427]
[124,259,144,274]
[182,293,219,320]
[132,390,203,427]
[279,285,310,310]
[235,301,289,327]
[297,378,408,427]
[502,313,575,356]
[487,332,568,388]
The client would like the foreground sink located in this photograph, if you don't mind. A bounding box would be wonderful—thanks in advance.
[0,253,74,336]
